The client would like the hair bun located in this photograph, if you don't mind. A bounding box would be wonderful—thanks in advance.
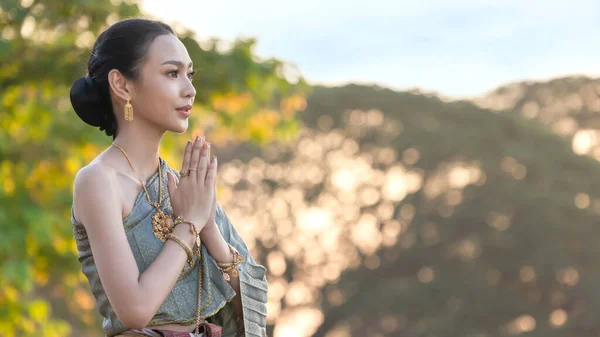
[69,74,115,136]
[84,74,95,89]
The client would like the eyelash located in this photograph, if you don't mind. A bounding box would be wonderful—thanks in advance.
[168,70,196,81]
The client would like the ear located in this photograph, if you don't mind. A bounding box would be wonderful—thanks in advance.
[107,69,134,102]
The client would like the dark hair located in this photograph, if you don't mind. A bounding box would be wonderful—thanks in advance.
[70,18,175,139]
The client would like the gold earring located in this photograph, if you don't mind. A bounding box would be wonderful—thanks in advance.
[124,97,133,121]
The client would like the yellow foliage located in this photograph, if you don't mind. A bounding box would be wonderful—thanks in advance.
[81,144,101,162]
[4,286,19,302]
[52,236,69,255]
[74,287,95,311]
[34,269,49,287]
[211,92,253,115]
[2,178,15,195]
[280,94,307,118]
[0,322,15,337]
[21,318,36,333]
[2,86,20,107]
[246,109,281,141]
[7,119,24,141]
[64,157,81,175]
[207,126,235,146]
[46,321,71,337]
[159,148,181,172]
[24,160,71,203]
[0,160,12,175]
[63,274,79,288]
[28,300,49,322]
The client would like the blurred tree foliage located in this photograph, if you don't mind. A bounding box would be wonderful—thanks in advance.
[0,0,308,335]
[186,81,600,336]
[300,84,600,337]
[476,76,600,160]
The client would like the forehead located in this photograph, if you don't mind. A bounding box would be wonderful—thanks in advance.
[145,34,192,66]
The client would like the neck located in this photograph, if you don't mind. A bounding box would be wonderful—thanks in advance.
[111,122,164,180]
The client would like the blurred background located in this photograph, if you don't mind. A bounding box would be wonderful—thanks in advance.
[3,1,600,336]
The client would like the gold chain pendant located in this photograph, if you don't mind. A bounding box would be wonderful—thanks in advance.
[152,209,174,242]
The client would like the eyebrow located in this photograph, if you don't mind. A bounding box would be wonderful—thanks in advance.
[161,60,193,68]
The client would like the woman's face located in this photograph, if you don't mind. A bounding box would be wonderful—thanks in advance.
[130,34,196,134]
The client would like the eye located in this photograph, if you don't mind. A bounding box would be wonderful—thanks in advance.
[187,71,196,81]
[167,70,179,78]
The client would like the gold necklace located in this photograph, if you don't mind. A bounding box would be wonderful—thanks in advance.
[112,142,174,242]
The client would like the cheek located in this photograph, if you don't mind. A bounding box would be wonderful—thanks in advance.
[137,79,179,111]
[148,77,179,99]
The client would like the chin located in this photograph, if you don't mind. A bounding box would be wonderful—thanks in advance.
[169,120,189,134]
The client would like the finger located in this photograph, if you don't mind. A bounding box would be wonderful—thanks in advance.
[189,136,204,178]
[181,140,192,173]
[167,172,177,198]
[205,142,212,181]
[197,141,210,182]
[205,155,217,188]
[213,156,217,190]
[212,155,217,191]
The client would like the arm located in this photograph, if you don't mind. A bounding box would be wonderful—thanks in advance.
[201,203,269,336]
[200,222,243,317]
[73,164,196,329]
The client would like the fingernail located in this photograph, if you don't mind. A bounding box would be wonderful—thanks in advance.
[195,136,200,141]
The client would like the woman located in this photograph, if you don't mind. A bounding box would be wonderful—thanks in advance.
[69,18,268,337]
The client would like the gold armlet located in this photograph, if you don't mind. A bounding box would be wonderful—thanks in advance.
[216,244,245,281]
[166,233,194,268]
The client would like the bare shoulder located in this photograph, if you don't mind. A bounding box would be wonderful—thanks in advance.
[73,160,119,226]
[76,160,117,183]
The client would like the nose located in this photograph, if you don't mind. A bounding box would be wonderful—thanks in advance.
[183,77,196,99]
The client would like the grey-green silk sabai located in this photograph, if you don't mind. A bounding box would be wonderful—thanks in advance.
[71,157,268,337]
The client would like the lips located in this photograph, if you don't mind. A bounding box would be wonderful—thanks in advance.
[176,104,192,111]
[176,104,192,118]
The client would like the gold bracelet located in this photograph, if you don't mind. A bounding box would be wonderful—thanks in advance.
[173,216,201,252]
[216,244,245,281]
[173,216,197,234]
[166,233,195,268]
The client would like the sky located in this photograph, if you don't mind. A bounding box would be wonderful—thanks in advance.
[141,0,600,98]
